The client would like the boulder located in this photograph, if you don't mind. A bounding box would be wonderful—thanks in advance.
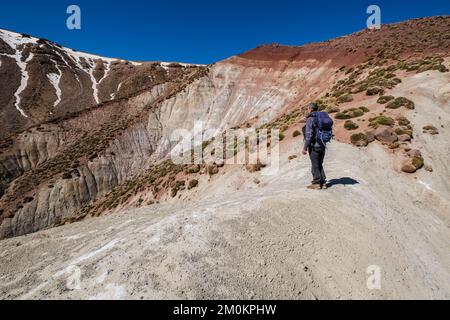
[365,131,376,143]
[374,126,398,144]
[401,163,417,173]
[398,134,412,142]
[401,154,425,174]
[406,149,422,158]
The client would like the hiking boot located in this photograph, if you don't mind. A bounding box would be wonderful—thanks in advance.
[307,184,322,190]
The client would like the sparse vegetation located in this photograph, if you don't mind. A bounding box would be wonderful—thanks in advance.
[171,181,186,197]
[369,116,395,128]
[335,107,368,120]
[377,95,395,104]
[386,97,415,109]
[350,133,369,147]
[337,94,354,104]
[412,156,424,170]
[293,130,301,138]
[395,128,413,137]
[366,87,385,96]
[62,172,72,180]
[396,116,411,126]
[344,120,359,130]
[188,179,199,190]
[326,106,340,113]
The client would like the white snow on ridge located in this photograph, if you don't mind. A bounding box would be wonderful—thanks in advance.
[0,29,38,118]
[63,47,118,65]
[160,61,205,70]
[61,48,118,104]
[53,49,81,85]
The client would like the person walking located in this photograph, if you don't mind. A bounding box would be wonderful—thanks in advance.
[302,103,334,190]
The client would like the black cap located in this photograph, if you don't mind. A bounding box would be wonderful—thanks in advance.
[309,103,319,112]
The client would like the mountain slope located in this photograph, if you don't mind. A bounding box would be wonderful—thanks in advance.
[0,16,449,244]
[0,29,201,139]
[1,139,449,299]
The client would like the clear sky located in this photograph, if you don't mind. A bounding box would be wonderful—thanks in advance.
[0,0,448,64]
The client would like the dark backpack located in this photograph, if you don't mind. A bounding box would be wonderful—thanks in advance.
[313,112,334,146]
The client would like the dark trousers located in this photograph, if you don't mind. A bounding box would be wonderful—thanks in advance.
[309,146,327,185]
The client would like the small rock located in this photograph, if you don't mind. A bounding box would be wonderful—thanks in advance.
[423,125,439,135]
[374,126,398,144]
[366,131,376,143]
[406,149,422,158]
[401,163,417,174]
[398,134,411,142]
[424,165,433,172]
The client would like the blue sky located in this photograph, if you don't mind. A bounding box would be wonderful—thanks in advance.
[0,0,448,64]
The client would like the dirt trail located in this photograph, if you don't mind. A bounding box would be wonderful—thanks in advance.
[0,139,449,300]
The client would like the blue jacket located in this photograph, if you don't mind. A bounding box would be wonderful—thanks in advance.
[303,112,318,151]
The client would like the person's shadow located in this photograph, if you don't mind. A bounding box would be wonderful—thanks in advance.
[326,177,359,188]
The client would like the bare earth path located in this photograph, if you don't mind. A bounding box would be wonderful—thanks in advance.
[1,140,449,300]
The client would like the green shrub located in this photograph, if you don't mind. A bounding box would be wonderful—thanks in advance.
[186,165,201,174]
[293,130,301,138]
[377,95,395,104]
[386,97,415,109]
[344,120,359,130]
[208,165,219,175]
[23,196,34,204]
[335,107,366,120]
[335,112,352,120]
[369,116,395,128]
[346,108,365,118]
[388,142,400,149]
[396,116,410,126]
[366,87,384,96]
[62,172,72,180]
[412,156,424,170]
[337,94,354,104]
[350,133,369,147]
[326,106,340,113]
[188,179,199,190]
[395,128,413,137]
[359,106,370,113]
[384,73,396,79]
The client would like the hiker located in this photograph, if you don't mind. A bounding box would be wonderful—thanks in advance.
[302,103,334,190]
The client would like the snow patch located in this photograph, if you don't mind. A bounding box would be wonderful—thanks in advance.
[160,61,204,70]
[0,30,38,118]
[87,58,100,104]
[60,47,118,104]
[53,48,81,85]
[111,82,123,100]
[47,59,62,108]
